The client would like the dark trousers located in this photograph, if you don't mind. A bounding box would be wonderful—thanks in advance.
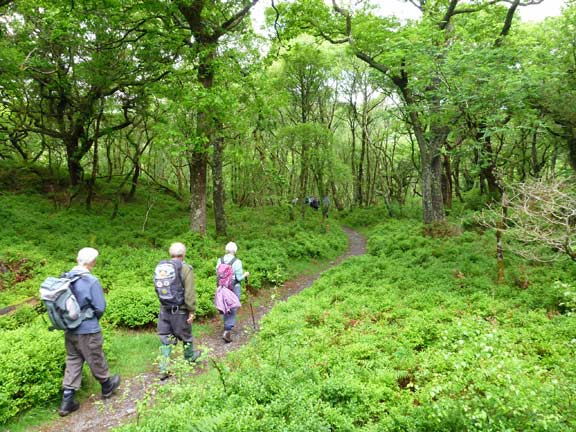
[157,307,193,345]
[63,332,110,390]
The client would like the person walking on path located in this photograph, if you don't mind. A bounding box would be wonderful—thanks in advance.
[59,247,120,417]
[216,242,249,343]
[155,242,201,379]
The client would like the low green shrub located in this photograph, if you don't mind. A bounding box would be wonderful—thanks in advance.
[105,284,158,328]
[118,218,576,432]
[558,281,576,315]
[0,324,64,424]
[0,304,41,331]
[0,191,347,424]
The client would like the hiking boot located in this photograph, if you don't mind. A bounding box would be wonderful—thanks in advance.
[222,330,232,343]
[58,389,79,417]
[183,343,202,363]
[101,374,120,399]
[159,344,172,379]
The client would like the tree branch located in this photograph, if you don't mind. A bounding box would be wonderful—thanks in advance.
[220,0,260,35]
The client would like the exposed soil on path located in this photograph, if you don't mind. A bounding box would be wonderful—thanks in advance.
[31,227,366,432]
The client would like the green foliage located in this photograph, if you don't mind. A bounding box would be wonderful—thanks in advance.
[337,206,392,229]
[105,284,158,328]
[119,218,576,432]
[558,281,576,316]
[0,323,64,424]
[0,192,346,326]
[0,189,346,423]
[0,304,39,331]
[0,161,50,193]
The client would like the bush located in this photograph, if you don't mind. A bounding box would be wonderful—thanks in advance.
[105,284,159,328]
[0,324,65,424]
[118,218,576,432]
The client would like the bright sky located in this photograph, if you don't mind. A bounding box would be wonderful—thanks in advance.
[251,0,567,30]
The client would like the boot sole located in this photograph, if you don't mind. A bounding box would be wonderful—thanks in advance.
[58,404,79,417]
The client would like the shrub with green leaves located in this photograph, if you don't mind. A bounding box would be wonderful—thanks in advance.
[0,193,346,327]
[0,323,65,424]
[118,219,576,432]
[0,190,347,424]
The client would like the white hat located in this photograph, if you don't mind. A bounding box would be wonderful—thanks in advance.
[77,247,99,265]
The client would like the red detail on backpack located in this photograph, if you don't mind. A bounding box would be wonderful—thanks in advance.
[217,259,236,290]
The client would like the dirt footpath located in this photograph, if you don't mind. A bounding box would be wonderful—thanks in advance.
[32,227,366,432]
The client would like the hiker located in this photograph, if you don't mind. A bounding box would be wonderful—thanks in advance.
[322,195,331,219]
[309,197,320,210]
[58,247,120,417]
[155,242,201,379]
[216,242,249,343]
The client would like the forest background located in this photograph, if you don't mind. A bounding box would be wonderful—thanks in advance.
[1,0,575,430]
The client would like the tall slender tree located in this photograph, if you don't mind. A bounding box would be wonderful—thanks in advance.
[173,0,259,236]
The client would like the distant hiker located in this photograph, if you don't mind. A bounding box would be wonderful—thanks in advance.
[322,195,331,219]
[216,242,249,343]
[58,247,120,417]
[154,242,201,379]
[309,197,320,210]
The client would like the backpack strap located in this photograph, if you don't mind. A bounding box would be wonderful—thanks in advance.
[68,274,96,318]
[224,256,237,266]
[220,256,238,284]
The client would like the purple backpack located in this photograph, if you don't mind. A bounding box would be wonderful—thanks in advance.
[217,257,237,290]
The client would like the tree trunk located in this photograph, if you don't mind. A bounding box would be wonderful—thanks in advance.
[330,181,344,211]
[66,140,84,186]
[442,153,453,209]
[530,129,541,178]
[566,126,576,173]
[350,118,359,206]
[213,132,227,237]
[358,124,367,206]
[476,124,501,197]
[299,140,310,219]
[496,191,508,284]
[189,149,208,234]
[106,137,113,182]
[396,80,445,227]
[453,154,464,203]
[189,46,216,236]
[129,156,140,198]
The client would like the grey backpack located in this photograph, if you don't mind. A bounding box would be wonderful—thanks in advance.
[153,259,185,306]
[39,275,94,331]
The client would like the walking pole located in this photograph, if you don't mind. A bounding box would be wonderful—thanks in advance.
[246,277,257,331]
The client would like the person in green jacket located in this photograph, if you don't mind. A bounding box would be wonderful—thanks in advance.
[156,242,201,379]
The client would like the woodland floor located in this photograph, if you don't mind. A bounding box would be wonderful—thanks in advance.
[31,227,366,432]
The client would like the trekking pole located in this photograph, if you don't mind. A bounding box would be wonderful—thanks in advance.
[246,277,257,331]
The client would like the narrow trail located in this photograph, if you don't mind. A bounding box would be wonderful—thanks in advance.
[32,227,366,432]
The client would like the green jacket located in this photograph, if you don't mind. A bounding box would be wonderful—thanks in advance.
[182,262,195,313]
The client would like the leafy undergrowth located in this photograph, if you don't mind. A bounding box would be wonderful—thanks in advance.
[117,219,576,432]
[0,192,346,319]
[0,190,346,425]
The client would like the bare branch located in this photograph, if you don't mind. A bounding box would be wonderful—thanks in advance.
[478,179,576,262]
